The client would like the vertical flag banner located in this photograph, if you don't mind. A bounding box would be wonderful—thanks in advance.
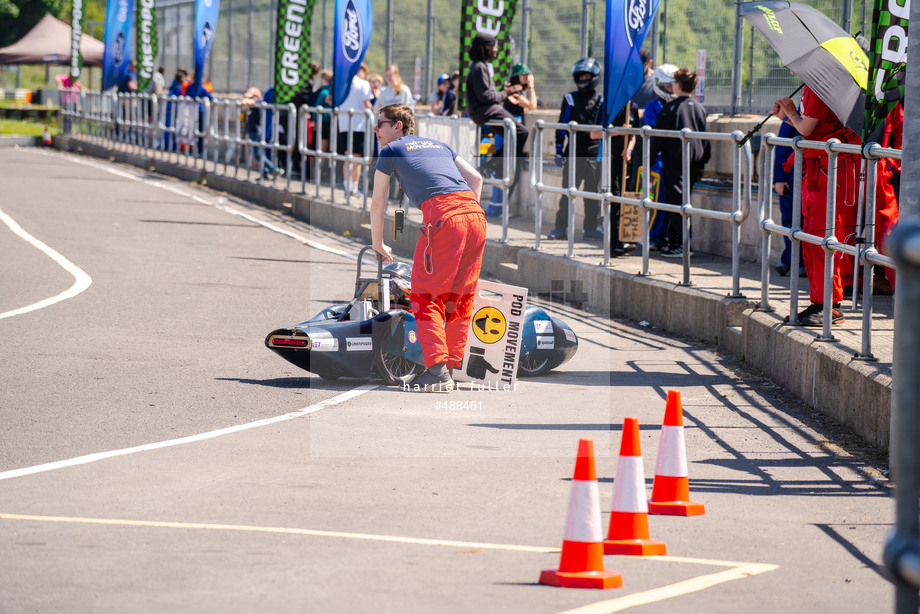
[194,0,220,95]
[70,0,85,79]
[457,0,519,112]
[333,0,372,106]
[274,0,317,104]
[864,0,909,142]
[136,0,159,92]
[102,0,134,90]
[603,0,660,124]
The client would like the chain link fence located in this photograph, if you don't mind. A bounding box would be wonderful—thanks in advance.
[154,0,867,115]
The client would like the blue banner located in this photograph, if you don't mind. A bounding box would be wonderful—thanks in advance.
[101,0,134,91]
[332,0,373,107]
[194,0,220,95]
[603,0,660,124]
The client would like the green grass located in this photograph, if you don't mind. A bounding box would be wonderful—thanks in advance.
[0,118,58,137]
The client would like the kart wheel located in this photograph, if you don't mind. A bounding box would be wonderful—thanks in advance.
[518,355,550,377]
[377,351,423,386]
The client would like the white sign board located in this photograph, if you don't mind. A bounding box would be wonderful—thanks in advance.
[455,280,528,390]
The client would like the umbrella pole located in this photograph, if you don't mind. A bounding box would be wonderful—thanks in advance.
[737,83,805,148]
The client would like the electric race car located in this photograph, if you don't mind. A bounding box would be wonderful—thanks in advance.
[265,247,578,384]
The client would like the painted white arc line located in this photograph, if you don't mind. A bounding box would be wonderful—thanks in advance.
[0,383,378,481]
[0,208,93,320]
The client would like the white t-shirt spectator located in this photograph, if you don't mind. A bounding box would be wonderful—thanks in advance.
[375,84,414,112]
[336,75,374,133]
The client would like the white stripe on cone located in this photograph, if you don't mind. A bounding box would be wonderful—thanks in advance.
[563,479,603,543]
[654,425,689,477]
[611,456,649,513]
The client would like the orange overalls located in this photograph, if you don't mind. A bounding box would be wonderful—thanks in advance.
[410,191,487,369]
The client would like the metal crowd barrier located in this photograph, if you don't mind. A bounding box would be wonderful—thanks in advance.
[759,134,901,356]
[153,94,212,169]
[59,95,901,364]
[530,120,753,279]
[884,220,920,613]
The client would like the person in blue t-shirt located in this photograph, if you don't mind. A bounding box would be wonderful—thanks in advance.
[371,104,485,392]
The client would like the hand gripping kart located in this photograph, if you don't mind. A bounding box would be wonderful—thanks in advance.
[265,247,578,384]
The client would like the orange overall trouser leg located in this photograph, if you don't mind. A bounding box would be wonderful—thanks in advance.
[410,192,487,369]
[802,155,858,305]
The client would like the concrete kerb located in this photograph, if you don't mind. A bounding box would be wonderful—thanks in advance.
[49,135,893,449]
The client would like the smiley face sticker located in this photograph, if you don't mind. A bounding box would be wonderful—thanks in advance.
[472,306,507,344]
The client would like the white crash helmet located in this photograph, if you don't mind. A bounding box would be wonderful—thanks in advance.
[653,64,678,101]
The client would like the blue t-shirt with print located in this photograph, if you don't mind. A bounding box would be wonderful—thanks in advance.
[375,135,469,207]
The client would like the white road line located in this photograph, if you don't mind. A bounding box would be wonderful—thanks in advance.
[0,512,558,553]
[0,384,377,482]
[21,148,358,261]
[0,207,92,320]
[557,562,779,614]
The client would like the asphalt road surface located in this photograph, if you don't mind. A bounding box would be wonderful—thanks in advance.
[0,147,894,613]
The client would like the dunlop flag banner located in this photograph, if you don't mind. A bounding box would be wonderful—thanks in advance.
[603,0,660,125]
[194,0,220,95]
[70,0,86,79]
[136,0,159,92]
[457,0,519,112]
[332,0,372,106]
[273,0,317,104]
[102,0,134,90]
[865,0,909,142]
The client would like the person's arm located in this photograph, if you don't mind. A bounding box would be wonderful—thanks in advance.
[454,156,483,203]
[772,97,818,137]
[371,170,394,263]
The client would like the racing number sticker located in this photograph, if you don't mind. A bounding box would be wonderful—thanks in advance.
[472,306,506,344]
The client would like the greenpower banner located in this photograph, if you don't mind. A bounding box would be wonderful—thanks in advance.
[457,0,519,112]
[274,0,317,104]
[70,0,85,79]
[136,0,159,92]
[864,0,909,142]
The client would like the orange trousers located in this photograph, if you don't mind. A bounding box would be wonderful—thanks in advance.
[410,191,487,369]
[802,154,859,305]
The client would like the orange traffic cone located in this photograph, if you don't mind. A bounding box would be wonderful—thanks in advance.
[649,391,705,516]
[540,438,623,589]
[604,417,667,555]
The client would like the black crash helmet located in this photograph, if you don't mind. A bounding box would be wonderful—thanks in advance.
[572,57,601,92]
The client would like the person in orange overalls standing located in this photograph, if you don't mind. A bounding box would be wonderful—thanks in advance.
[371,104,486,392]
[872,101,902,294]
[773,85,860,326]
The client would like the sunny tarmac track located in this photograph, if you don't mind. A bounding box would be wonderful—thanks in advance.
[0,147,894,613]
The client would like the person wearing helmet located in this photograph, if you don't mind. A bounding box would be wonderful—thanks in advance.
[465,33,529,180]
[642,63,678,250]
[371,104,486,392]
[547,58,605,241]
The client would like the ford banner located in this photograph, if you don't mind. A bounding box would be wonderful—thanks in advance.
[603,0,660,125]
[194,0,220,95]
[332,0,372,107]
[102,0,134,91]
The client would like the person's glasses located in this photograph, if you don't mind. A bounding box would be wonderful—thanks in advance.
[375,119,396,129]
